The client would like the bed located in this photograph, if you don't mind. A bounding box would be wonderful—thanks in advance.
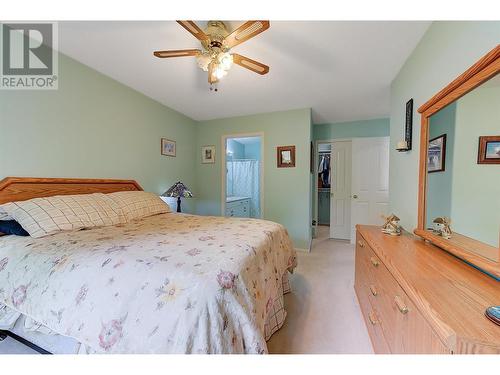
[0,177,297,354]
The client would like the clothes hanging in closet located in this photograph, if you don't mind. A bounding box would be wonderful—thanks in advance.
[318,154,331,188]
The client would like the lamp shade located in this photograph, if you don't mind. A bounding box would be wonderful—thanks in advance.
[162,181,193,198]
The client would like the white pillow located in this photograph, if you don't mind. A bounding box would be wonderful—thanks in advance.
[0,193,124,238]
[106,191,171,222]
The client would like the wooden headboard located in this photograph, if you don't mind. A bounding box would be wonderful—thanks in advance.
[0,177,143,205]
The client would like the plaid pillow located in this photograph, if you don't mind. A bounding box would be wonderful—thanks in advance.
[0,193,124,238]
[106,191,171,222]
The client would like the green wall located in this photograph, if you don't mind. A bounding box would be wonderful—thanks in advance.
[313,118,390,141]
[426,102,456,227]
[195,109,313,250]
[0,52,198,212]
[451,85,500,247]
[389,21,500,231]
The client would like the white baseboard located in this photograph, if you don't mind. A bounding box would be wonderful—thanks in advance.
[295,248,309,253]
[295,238,313,253]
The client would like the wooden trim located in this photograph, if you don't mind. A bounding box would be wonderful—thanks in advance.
[418,45,500,114]
[277,145,296,168]
[417,115,429,230]
[477,135,500,164]
[0,177,143,205]
[415,229,500,279]
[416,44,500,277]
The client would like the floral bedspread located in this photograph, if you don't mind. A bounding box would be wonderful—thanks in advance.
[0,213,297,353]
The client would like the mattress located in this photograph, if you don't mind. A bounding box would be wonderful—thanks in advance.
[0,213,297,353]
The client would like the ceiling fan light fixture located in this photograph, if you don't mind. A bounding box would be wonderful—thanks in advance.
[155,21,270,90]
[214,65,228,80]
[196,52,212,71]
[218,52,233,71]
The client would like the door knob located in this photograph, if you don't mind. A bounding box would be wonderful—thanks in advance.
[352,194,358,199]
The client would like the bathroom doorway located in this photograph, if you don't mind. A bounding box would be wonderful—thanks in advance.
[222,134,263,219]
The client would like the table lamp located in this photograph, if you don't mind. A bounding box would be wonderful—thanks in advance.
[162,181,193,213]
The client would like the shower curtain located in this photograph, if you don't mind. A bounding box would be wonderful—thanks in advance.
[227,160,260,218]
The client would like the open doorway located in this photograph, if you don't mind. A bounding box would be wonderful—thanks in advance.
[315,140,353,241]
[222,134,263,218]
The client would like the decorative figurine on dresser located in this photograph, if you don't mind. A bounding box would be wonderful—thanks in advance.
[381,213,402,236]
[432,217,452,239]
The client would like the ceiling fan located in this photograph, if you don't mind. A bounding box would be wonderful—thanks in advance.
[153,21,270,91]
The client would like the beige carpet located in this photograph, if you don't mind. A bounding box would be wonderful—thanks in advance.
[267,226,373,354]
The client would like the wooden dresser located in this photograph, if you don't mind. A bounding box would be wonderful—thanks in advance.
[355,225,500,354]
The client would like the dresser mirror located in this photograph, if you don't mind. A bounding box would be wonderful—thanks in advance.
[415,45,500,279]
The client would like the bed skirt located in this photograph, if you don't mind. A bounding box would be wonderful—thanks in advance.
[0,273,292,354]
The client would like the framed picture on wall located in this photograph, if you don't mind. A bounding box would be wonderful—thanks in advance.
[201,145,216,164]
[427,134,446,173]
[277,145,296,168]
[477,136,500,164]
[161,138,176,157]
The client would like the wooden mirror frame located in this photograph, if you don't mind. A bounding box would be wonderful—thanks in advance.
[415,44,500,279]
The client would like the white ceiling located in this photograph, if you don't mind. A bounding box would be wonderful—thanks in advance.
[58,21,430,124]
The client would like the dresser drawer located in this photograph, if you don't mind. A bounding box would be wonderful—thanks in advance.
[354,278,391,354]
[356,230,450,354]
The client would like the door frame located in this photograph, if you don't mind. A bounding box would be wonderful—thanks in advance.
[314,138,353,235]
[221,132,265,218]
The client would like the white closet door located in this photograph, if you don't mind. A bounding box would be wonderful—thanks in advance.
[330,141,352,240]
[350,137,390,243]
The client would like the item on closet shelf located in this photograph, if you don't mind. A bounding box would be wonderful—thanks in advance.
[381,214,401,236]
[162,181,193,213]
[485,306,500,326]
[432,217,452,239]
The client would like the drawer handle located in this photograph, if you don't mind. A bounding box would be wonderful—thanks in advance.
[358,241,364,248]
[394,295,409,314]
[370,257,379,267]
[368,311,379,325]
[369,285,378,296]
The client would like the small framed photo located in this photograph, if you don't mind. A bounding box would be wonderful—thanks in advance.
[201,145,216,164]
[161,138,176,157]
[277,145,296,168]
[478,136,500,164]
[428,134,446,173]
[161,138,176,156]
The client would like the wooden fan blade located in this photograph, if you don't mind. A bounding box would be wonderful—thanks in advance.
[176,21,209,41]
[153,49,201,58]
[224,21,270,48]
[232,53,269,75]
[208,62,218,84]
